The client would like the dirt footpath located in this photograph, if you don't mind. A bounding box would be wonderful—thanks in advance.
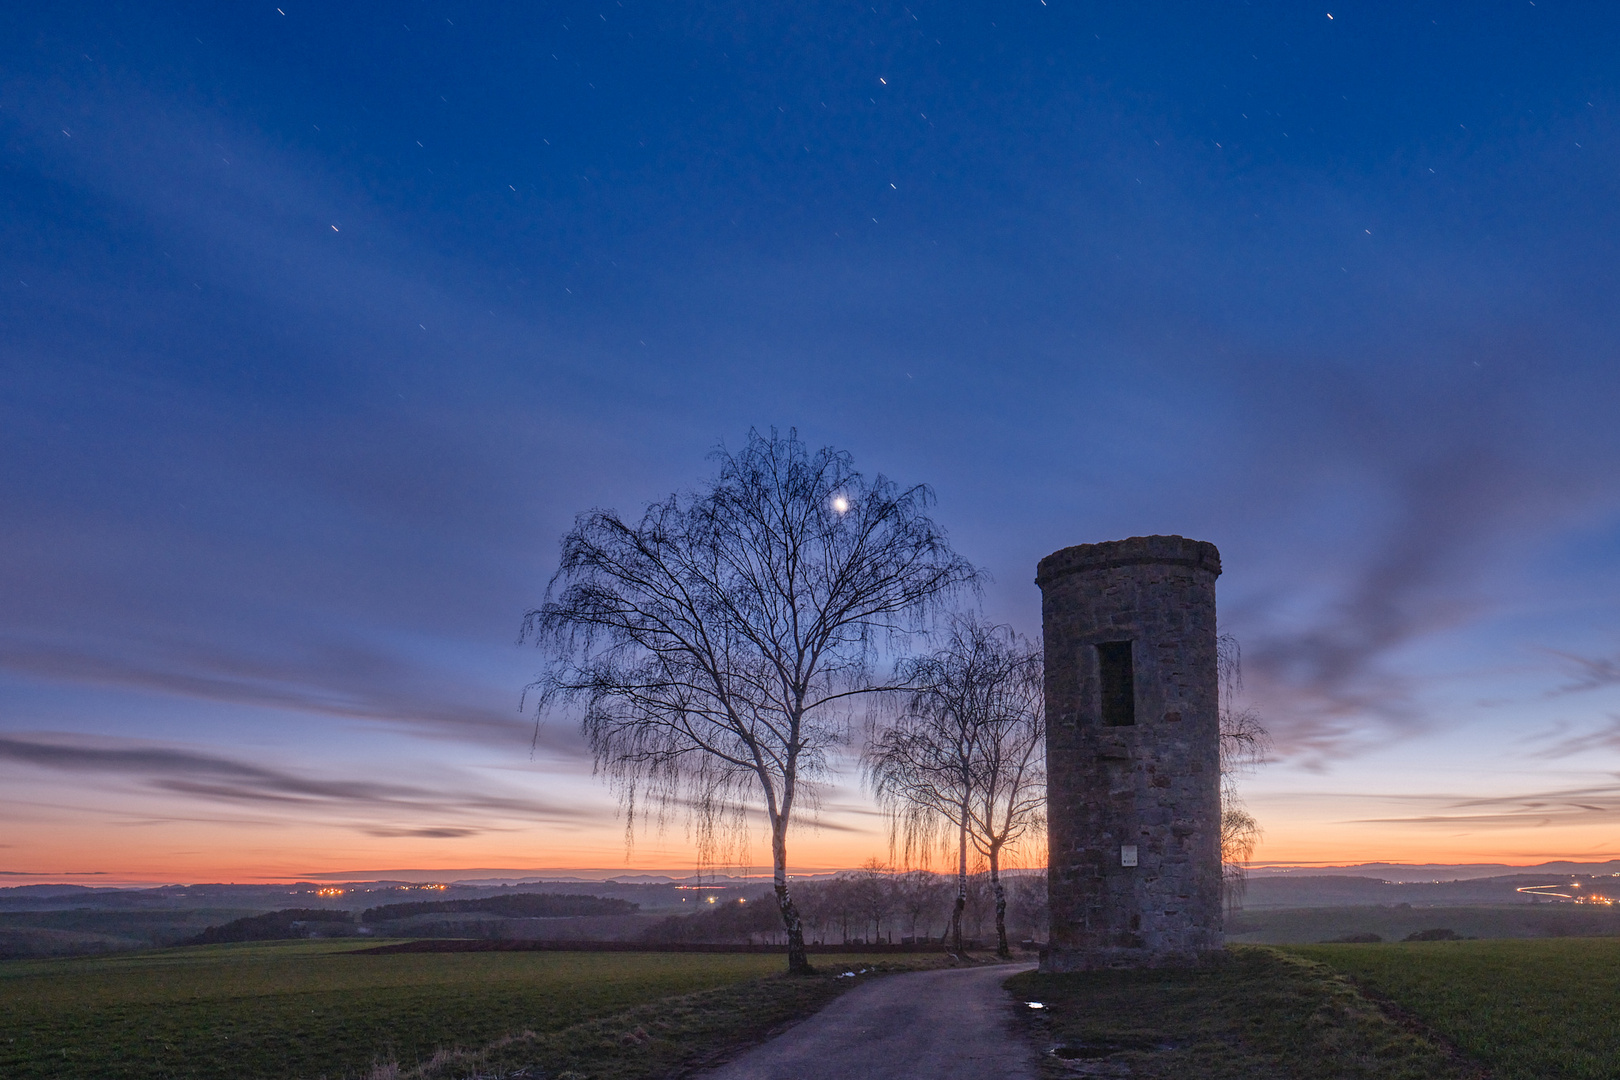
[701,962,1039,1080]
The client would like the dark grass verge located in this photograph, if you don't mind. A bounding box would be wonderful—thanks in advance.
[1320,974,1496,1079]
[1005,945,1486,1080]
[357,957,953,1080]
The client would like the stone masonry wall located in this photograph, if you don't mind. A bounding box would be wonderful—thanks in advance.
[1037,535,1223,970]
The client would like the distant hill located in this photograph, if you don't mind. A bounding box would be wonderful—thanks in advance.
[1250,860,1620,882]
[184,909,356,945]
[1243,872,1620,909]
[360,892,637,923]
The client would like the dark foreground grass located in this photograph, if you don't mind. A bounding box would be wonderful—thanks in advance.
[0,940,944,1080]
[1006,945,1478,1079]
[373,957,927,1080]
[1291,938,1620,1080]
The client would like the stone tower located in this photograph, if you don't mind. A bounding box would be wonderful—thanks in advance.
[1037,535,1223,970]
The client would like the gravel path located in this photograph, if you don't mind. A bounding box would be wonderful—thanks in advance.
[701,962,1040,1080]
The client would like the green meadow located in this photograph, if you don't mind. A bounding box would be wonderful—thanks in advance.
[1012,937,1620,1078]
[1292,938,1620,1080]
[0,941,934,1080]
[12,936,1620,1079]
[1228,902,1620,945]
[1008,945,1474,1079]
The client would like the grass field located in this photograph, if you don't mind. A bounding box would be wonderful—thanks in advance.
[19,934,1615,1079]
[1007,945,1476,1079]
[1292,938,1620,1080]
[0,907,262,958]
[1228,903,1620,944]
[0,941,938,1080]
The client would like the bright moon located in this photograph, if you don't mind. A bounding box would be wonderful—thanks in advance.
[831,494,850,513]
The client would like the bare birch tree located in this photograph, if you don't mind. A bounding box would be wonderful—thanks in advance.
[963,639,1044,956]
[864,616,1042,956]
[524,429,975,974]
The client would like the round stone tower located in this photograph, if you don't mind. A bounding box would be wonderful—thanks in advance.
[1037,535,1223,970]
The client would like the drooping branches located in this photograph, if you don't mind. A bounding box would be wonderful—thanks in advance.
[963,636,1045,957]
[1218,633,1270,915]
[524,428,976,973]
[864,616,1045,956]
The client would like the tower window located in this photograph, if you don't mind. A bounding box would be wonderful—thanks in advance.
[1097,641,1135,726]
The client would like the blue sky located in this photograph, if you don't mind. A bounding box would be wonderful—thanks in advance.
[4,1,1620,881]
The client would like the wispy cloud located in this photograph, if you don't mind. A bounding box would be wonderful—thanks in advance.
[0,734,589,831]
[1343,782,1620,831]
[0,638,564,753]
[1241,448,1506,762]
[0,74,608,775]
[0,870,107,876]
[1544,651,1620,696]
[1226,341,1620,766]
[1526,715,1620,760]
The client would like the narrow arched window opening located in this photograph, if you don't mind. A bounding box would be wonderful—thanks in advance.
[1097,641,1135,726]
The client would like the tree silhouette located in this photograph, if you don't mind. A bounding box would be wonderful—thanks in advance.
[963,634,1044,956]
[866,616,1044,956]
[525,429,975,973]
[1217,634,1270,915]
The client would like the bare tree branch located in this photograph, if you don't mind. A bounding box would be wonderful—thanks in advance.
[524,428,978,973]
[1218,633,1271,915]
[864,614,1044,957]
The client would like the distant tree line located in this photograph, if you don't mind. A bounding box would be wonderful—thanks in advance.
[639,866,1048,948]
[185,892,636,945]
[360,892,636,923]
[796,865,1047,947]
[184,909,353,945]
